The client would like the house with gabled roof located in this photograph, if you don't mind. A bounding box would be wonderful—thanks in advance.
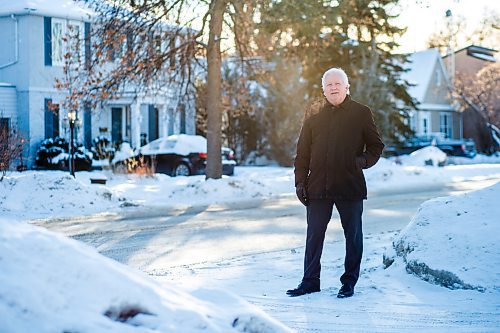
[402,48,462,140]
[0,0,196,169]
[443,45,498,153]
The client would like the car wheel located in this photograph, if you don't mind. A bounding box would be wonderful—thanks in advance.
[173,163,190,177]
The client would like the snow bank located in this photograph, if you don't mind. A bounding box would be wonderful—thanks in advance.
[1,163,500,220]
[0,171,119,219]
[388,182,500,291]
[449,153,500,165]
[396,146,447,166]
[112,142,137,164]
[0,218,292,333]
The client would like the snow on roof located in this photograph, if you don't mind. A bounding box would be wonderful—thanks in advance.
[0,82,15,87]
[0,0,93,21]
[401,49,441,103]
[469,52,497,62]
[417,103,456,111]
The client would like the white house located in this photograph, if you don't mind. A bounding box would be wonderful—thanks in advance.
[402,48,462,140]
[0,0,196,168]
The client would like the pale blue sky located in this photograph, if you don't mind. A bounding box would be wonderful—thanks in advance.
[393,0,499,53]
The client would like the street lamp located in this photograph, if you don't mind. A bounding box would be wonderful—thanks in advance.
[68,110,76,177]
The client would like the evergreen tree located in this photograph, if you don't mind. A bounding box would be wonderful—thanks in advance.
[257,0,415,144]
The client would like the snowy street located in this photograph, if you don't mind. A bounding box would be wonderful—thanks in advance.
[32,177,500,332]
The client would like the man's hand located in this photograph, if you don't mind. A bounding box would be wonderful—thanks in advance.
[355,155,367,170]
[296,183,309,206]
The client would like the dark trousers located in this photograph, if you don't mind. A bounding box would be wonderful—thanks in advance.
[302,199,363,287]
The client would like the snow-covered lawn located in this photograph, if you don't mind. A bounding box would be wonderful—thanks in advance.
[1,154,500,221]
[1,149,500,332]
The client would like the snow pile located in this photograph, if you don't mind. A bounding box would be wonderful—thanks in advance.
[397,146,447,166]
[389,181,500,291]
[0,218,292,333]
[1,163,500,220]
[0,171,118,218]
[450,153,500,165]
[112,142,137,164]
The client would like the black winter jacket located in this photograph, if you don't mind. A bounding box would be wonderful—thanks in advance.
[294,96,384,200]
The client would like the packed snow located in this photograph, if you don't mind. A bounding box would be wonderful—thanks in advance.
[0,217,291,333]
[389,182,500,291]
[1,146,500,332]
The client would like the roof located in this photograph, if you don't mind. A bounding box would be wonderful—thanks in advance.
[443,44,497,62]
[417,103,456,112]
[0,0,93,21]
[401,48,445,103]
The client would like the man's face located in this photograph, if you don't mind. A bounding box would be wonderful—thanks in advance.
[322,72,349,106]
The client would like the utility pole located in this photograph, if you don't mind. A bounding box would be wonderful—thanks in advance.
[445,9,456,86]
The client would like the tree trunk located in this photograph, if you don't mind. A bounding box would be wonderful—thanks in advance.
[206,0,227,179]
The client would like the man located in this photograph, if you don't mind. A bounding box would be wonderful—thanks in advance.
[287,68,384,298]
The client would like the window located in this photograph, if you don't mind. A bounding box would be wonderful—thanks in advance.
[45,18,85,67]
[440,113,452,139]
[67,21,84,62]
[51,19,65,66]
[44,99,60,138]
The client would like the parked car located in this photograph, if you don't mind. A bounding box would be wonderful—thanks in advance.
[115,135,236,176]
[384,133,477,158]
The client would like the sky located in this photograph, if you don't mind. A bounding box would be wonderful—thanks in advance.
[393,0,500,53]
[1,148,499,332]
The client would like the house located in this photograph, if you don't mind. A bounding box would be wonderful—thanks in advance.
[401,48,462,140]
[443,45,498,153]
[0,0,196,169]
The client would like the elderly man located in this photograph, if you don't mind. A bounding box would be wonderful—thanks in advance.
[287,68,384,298]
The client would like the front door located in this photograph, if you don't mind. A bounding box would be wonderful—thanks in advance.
[111,107,123,144]
[148,105,159,142]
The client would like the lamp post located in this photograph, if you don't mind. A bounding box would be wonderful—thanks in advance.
[68,110,76,177]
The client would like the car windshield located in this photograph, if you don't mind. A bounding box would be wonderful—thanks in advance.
[146,141,161,151]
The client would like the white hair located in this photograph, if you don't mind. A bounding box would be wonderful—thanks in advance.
[321,68,349,88]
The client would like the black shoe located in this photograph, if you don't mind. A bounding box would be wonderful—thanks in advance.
[286,282,320,297]
[337,284,354,298]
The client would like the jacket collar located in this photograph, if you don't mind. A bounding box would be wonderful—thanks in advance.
[324,95,352,111]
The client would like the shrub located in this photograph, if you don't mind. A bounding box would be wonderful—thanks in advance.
[91,136,115,161]
[0,125,26,181]
[35,137,92,171]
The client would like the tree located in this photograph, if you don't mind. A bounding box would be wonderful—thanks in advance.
[83,0,265,179]
[205,0,228,178]
[257,0,415,145]
[261,58,307,166]
[426,11,500,54]
[454,63,500,153]
[0,122,26,181]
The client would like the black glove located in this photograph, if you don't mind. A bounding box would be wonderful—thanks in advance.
[296,183,309,206]
[355,155,367,170]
